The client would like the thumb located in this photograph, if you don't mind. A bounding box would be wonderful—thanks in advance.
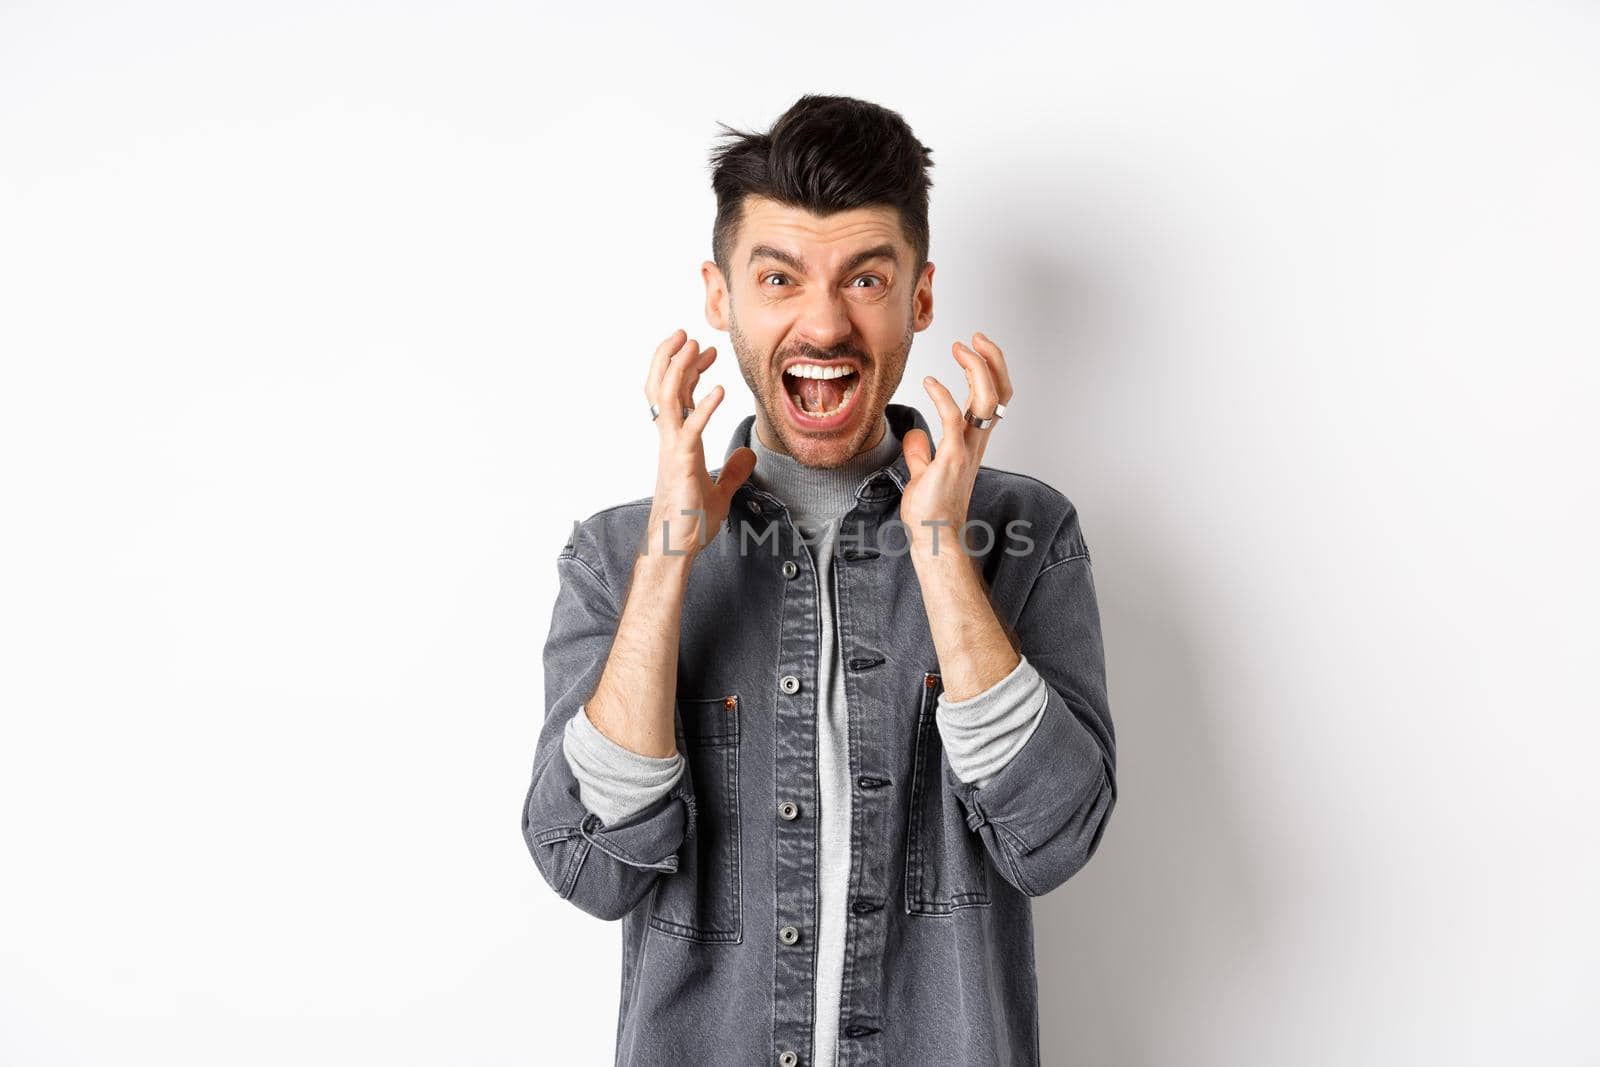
[711,446,757,507]
[901,428,932,478]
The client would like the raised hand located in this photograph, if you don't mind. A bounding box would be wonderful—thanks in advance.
[641,329,757,559]
[899,331,1015,561]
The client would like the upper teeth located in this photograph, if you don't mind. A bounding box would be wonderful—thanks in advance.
[785,364,855,380]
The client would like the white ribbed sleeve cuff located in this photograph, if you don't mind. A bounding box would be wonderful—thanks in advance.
[561,704,686,827]
[934,653,1050,788]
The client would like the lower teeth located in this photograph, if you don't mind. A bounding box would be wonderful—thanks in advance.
[790,381,856,417]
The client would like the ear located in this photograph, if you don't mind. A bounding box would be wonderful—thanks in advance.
[702,260,730,331]
[912,260,935,332]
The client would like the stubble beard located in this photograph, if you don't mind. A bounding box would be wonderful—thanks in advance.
[727,310,915,470]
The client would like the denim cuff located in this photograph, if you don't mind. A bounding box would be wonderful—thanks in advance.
[575,795,686,874]
[943,680,1112,860]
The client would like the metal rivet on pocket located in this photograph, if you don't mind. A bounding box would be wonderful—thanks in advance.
[723,695,737,711]
[924,673,938,689]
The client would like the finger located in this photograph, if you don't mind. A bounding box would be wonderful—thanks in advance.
[681,382,725,440]
[969,331,1014,406]
[655,338,701,433]
[643,328,688,402]
[901,427,933,478]
[678,345,718,411]
[709,445,757,513]
[921,375,966,457]
[647,332,694,428]
[952,341,1000,465]
[951,341,999,424]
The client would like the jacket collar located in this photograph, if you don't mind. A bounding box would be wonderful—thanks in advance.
[722,402,933,500]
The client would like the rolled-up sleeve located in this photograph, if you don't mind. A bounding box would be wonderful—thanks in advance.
[521,547,691,922]
[563,703,686,825]
[935,653,1049,788]
[943,522,1117,898]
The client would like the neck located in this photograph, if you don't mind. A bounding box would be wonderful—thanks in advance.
[745,411,901,537]
[754,415,888,456]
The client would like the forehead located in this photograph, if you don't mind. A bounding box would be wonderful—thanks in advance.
[735,195,907,267]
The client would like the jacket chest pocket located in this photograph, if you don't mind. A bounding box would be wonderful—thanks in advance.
[904,672,993,914]
[649,694,743,943]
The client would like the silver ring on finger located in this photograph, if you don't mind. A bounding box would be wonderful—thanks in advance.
[649,402,694,422]
[992,402,1007,420]
[963,408,997,430]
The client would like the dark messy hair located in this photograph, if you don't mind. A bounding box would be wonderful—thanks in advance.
[707,94,935,285]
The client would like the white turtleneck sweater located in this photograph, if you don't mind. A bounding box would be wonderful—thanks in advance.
[562,410,1049,1067]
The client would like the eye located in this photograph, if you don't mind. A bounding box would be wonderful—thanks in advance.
[850,275,885,288]
[761,273,791,287]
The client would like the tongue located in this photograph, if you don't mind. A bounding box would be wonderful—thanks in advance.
[798,376,848,414]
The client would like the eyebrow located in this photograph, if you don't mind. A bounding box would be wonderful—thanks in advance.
[747,242,900,275]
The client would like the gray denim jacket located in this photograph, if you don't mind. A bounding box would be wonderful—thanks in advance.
[521,403,1117,1067]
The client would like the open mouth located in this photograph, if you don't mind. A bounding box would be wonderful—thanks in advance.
[782,362,861,423]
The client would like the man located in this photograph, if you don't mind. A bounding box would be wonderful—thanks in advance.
[521,94,1116,1067]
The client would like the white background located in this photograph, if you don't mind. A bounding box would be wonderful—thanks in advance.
[2,2,1596,1064]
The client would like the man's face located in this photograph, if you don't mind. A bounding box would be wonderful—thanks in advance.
[703,195,934,468]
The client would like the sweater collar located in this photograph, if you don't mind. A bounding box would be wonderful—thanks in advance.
[721,402,935,502]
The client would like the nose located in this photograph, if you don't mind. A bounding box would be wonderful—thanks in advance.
[795,284,854,351]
